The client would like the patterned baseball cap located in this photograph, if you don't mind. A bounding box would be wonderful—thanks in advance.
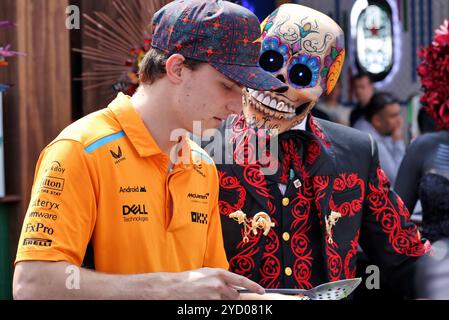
[151,0,287,91]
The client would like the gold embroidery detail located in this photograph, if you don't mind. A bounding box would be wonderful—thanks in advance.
[325,211,342,245]
[229,210,275,243]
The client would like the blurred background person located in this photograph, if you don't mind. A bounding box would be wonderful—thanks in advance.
[395,20,449,243]
[418,107,438,135]
[315,81,350,126]
[350,72,375,127]
[405,93,438,145]
[356,92,405,186]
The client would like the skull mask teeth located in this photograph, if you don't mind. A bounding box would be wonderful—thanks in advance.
[242,4,346,135]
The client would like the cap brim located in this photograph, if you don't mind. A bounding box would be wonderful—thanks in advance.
[210,63,288,92]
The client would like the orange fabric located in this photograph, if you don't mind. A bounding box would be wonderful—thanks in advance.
[16,93,229,274]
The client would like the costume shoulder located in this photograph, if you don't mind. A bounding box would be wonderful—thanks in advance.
[49,108,122,150]
[316,118,374,157]
[409,131,449,149]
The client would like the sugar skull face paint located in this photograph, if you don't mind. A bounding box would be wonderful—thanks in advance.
[242,4,346,134]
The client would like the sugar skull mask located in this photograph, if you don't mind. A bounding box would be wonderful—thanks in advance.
[242,4,345,134]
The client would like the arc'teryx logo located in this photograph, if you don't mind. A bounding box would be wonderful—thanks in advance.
[110,146,126,164]
[32,198,60,210]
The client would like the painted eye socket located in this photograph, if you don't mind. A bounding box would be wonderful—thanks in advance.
[259,50,284,73]
[289,63,313,87]
[287,54,320,88]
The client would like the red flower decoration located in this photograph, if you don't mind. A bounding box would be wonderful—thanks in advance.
[418,20,449,131]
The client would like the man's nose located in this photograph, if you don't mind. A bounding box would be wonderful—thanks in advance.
[226,94,244,114]
[226,100,242,114]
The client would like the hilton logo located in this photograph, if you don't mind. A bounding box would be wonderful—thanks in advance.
[39,176,65,196]
[40,176,64,191]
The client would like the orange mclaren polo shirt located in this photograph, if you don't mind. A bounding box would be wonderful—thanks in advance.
[16,93,229,274]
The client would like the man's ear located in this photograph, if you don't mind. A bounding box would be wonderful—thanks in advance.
[371,114,382,130]
[165,54,186,84]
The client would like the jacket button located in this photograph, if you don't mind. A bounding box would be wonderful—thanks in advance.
[282,197,290,207]
[282,232,290,241]
[285,267,292,276]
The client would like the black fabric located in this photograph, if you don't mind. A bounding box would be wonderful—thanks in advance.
[395,131,449,213]
[419,174,449,242]
[82,240,95,270]
[311,108,331,122]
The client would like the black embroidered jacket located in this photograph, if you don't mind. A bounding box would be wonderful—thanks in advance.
[213,115,430,297]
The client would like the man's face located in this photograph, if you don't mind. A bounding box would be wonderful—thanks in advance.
[241,4,345,135]
[354,76,374,107]
[177,63,242,132]
[376,103,402,136]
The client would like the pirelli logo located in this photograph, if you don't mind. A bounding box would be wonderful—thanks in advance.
[23,238,53,247]
[191,212,208,225]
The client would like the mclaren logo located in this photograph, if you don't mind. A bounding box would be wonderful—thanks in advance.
[187,192,210,205]
[188,193,210,200]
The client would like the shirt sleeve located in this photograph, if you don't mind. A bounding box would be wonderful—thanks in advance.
[395,137,425,212]
[15,140,97,266]
[203,167,229,270]
[360,138,431,298]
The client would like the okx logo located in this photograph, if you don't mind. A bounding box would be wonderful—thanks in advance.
[110,146,126,164]
[122,204,149,223]
[191,212,208,225]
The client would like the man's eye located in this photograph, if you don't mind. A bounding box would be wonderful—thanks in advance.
[222,83,233,90]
